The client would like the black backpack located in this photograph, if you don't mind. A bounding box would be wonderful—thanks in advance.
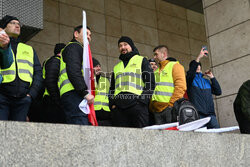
[172,98,199,125]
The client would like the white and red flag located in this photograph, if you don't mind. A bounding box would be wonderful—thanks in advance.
[82,11,98,126]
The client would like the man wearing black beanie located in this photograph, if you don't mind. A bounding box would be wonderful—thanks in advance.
[92,58,112,126]
[28,43,66,123]
[41,43,66,123]
[109,36,155,128]
[0,15,43,121]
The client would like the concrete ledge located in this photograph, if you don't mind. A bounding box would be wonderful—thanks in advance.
[0,121,249,166]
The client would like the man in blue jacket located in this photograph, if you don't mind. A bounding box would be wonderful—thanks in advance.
[186,47,222,128]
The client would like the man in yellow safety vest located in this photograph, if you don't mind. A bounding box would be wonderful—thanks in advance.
[0,15,43,121]
[109,36,155,128]
[93,58,111,126]
[58,25,94,125]
[149,45,187,124]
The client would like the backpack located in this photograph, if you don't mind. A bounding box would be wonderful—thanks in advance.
[172,98,199,125]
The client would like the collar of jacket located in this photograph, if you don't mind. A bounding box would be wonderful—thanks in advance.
[195,72,204,77]
[10,37,20,43]
[159,60,170,72]
[70,38,83,46]
[10,37,20,55]
[119,50,138,62]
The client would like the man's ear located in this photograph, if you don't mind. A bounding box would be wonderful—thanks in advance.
[74,31,78,39]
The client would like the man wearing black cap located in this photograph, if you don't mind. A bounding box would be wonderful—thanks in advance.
[0,15,43,121]
[41,43,66,123]
[186,47,222,128]
[109,36,155,128]
[92,58,112,126]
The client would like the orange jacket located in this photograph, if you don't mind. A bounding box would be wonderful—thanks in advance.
[149,60,187,112]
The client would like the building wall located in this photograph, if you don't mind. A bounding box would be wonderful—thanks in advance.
[27,0,208,72]
[202,0,250,127]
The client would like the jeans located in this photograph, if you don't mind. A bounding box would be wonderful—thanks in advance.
[199,113,220,129]
[61,91,88,125]
[0,93,31,121]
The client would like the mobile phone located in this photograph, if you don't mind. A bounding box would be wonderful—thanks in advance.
[202,46,208,56]
[204,69,211,74]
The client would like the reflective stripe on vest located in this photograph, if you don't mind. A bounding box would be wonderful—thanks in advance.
[43,56,61,97]
[113,55,144,96]
[1,43,34,85]
[152,61,176,103]
[58,42,83,96]
[94,102,109,106]
[94,76,110,112]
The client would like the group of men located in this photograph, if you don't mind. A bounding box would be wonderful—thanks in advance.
[0,15,222,129]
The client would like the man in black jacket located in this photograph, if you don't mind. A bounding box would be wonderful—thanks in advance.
[42,43,66,123]
[186,47,221,128]
[59,25,94,125]
[233,80,250,134]
[109,36,155,128]
[0,15,43,121]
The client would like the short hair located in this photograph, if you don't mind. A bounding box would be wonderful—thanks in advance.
[153,45,169,54]
[73,25,91,38]
[73,25,82,38]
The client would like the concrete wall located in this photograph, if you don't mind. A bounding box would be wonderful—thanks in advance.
[0,121,249,166]
[27,0,208,72]
[202,0,250,127]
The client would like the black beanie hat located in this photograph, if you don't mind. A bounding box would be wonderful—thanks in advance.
[54,43,66,55]
[118,36,135,50]
[0,15,19,29]
[189,60,202,69]
[92,57,100,67]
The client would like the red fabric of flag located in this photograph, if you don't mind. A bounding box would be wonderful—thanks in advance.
[88,45,98,126]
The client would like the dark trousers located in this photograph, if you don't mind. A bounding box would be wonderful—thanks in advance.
[112,102,149,128]
[0,93,31,121]
[42,96,66,123]
[95,109,112,126]
[153,107,173,125]
[61,91,88,125]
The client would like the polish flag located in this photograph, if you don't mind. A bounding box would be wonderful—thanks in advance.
[82,11,98,126]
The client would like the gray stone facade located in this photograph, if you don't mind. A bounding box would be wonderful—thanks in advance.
[203,0,250,127]
[28,0,208,72]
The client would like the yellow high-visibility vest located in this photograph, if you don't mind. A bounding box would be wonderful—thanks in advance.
[113,55,144,96]
[58,42,83,96]
[0,43,34,85]
[94,76,110,112]
[152,61,176,102]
